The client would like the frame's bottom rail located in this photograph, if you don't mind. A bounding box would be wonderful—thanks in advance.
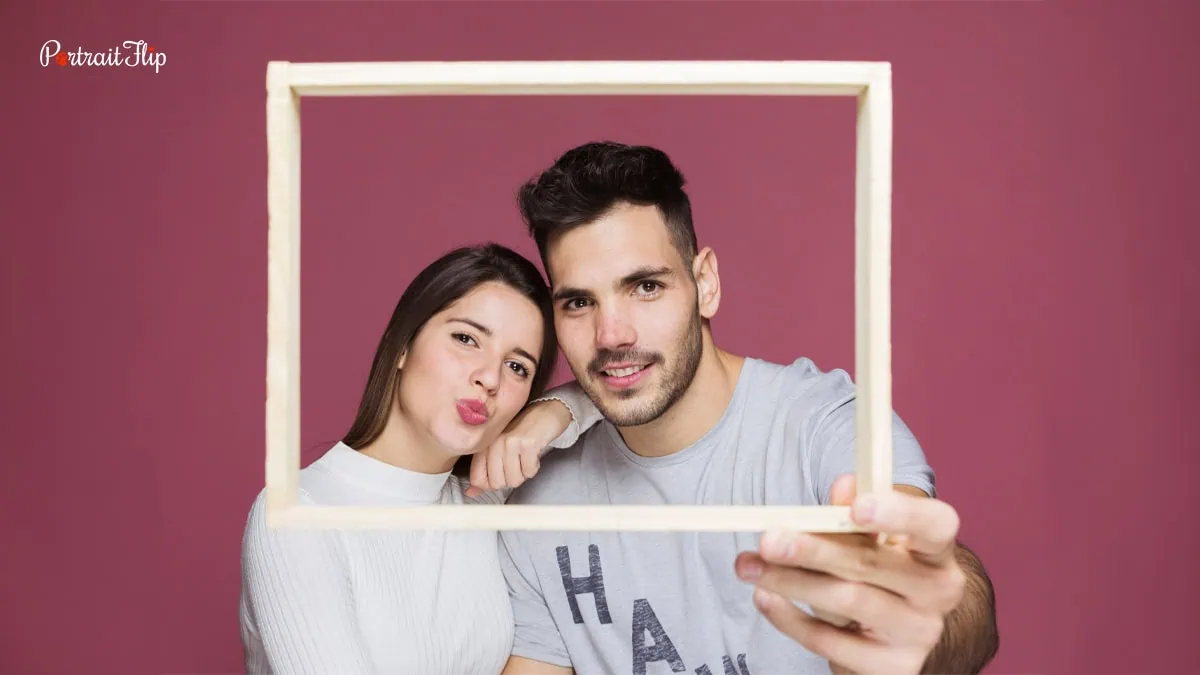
[266,504,866,533]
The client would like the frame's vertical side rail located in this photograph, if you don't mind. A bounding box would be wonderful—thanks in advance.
[853,65,894,497]
[265,61,302,523]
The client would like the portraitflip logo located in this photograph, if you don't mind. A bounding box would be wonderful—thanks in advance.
[40,39,166,73]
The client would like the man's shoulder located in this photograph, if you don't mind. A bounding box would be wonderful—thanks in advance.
[744,356,858,417]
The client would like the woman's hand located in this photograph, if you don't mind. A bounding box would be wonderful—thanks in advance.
[465,399,573,498]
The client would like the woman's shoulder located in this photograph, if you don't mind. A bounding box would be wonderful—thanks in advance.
[240,486,332,556]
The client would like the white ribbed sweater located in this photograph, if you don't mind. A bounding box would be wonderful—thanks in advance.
[238,442,517,675]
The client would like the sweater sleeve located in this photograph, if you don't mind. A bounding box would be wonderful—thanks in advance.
[240,491,375,674]
[531,380,604,450]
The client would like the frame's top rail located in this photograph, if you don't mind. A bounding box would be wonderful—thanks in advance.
[268,60,889,97]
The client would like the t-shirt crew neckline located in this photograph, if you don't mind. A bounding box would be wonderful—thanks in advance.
[603,357,758,469]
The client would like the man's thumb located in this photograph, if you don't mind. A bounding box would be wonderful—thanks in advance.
[830,473,858,506]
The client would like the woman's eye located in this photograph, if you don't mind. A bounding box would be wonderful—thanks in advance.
[508,362,529,377]
[452,332,477,346]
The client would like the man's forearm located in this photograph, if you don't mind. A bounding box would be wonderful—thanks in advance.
[922,542,999,674]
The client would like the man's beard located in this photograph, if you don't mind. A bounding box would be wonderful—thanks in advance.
[578,309,704,427]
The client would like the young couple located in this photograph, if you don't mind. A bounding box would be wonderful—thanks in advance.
[239,141,999,675]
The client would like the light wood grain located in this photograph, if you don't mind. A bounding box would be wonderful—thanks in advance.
[264,60,895,532]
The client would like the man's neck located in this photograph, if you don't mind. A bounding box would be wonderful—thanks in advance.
[617,339,744,458]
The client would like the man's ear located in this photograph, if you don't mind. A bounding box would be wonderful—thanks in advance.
[691,246,721,320]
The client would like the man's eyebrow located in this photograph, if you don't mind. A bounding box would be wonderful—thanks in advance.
[552,266,675,303]
[552,286,591,303]
[618,266,673,287]
[449,317,538,368]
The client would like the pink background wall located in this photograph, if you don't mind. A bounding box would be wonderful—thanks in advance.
[3,1,1197,673]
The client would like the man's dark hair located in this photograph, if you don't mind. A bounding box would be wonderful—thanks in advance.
[517,141,699,274]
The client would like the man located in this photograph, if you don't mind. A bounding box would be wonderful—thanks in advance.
[489,141,998,674]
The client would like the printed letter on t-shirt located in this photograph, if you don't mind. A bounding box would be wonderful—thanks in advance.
[695,655,751,675]
[631,598,685,675]
[556,544,612,624]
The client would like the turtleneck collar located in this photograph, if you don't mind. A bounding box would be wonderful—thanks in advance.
[315,441,454,505]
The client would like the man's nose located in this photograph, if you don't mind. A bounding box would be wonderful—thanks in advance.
[595,309,636,350]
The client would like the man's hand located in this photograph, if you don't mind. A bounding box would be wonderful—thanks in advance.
[465,399,573,498]
[734,475,966,674]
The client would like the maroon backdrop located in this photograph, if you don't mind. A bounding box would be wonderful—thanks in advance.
[3,1,1197,673]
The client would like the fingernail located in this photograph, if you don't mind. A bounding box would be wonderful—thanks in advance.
[739,559,763,580]
[855,495,877,523]
[753,588,776,611]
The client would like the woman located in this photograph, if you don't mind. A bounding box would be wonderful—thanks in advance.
[238,243,587,674]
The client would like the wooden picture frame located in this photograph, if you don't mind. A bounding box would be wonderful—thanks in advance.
[265,60,893,532]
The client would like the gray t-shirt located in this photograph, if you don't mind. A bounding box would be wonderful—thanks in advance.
[498,357,936,675]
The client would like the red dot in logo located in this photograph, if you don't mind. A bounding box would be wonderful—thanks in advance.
[149,46,155,52]
[55,51,67,66]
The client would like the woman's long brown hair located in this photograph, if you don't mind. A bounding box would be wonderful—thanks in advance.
[342,243,557,476]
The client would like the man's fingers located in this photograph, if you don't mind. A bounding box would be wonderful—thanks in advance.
[811,606,855,629]
[758,530,949,607]
[737,553,945,649]
[751,588,924,675]
[830,473,858,507]
[853,492,960,564]
[830,474,957,563]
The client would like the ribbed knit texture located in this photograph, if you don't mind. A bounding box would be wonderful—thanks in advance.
[238,442,515,675]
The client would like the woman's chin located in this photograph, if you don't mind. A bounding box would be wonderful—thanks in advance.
[433,426,488,459]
